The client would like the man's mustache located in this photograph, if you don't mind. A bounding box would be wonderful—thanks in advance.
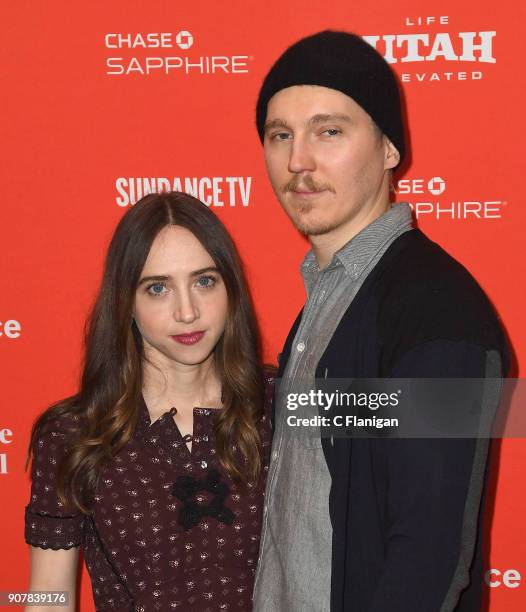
[283,175,335,194]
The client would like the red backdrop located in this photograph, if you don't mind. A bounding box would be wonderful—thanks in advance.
[1,1,524,609]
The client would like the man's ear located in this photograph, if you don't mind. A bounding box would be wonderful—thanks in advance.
[383,136,400,170]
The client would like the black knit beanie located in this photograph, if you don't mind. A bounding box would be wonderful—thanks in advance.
[256,30,406,165]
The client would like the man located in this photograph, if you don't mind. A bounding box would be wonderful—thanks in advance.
[252,31,508,612]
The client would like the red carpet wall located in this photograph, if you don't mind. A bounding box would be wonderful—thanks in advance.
[1,1,524,609]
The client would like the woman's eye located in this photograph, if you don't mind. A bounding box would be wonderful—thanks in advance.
[196,275,217,289]
[146,282,167,296]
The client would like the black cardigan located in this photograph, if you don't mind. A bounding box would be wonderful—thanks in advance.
[277,229,509,612]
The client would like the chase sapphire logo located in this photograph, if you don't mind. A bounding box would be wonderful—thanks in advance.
[428,177,446,195]
[176,30,194,49]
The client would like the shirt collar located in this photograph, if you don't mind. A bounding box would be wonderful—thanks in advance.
[300,203,413,286]
[134,394,158,438]
[134,394,221,439]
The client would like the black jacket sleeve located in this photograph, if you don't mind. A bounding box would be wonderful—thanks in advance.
[367,339,502,612]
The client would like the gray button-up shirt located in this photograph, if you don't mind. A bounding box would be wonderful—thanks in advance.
[252,203,413,612]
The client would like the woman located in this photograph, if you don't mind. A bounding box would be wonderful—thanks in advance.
[25,192,273,611]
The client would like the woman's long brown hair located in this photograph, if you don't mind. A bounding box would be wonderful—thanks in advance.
[26,192,265,513]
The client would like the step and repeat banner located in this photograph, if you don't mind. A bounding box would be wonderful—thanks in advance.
[1,0,524,609]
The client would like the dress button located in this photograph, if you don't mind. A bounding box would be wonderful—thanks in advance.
[296,342,306,352]
[202,435,209,442]
[200,460,208,469]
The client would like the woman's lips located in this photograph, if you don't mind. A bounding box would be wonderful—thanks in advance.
[171,331,205,345]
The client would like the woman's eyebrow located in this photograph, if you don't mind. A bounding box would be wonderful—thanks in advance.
[190,266,220,277]
[137,274,170,286]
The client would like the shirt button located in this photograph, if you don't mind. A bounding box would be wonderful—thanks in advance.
[200,461,208,469]
[296,342,306,352]
[272,450,279,461]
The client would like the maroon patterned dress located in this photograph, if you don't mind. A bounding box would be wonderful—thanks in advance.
[25,378,273,611]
